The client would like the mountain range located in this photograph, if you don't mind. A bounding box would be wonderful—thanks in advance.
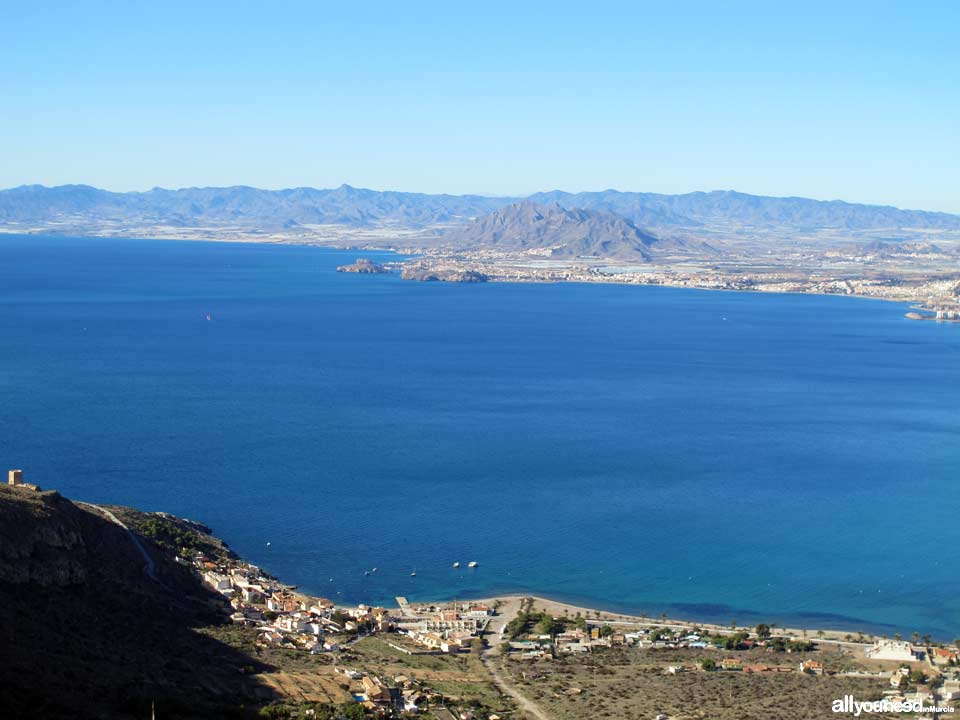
[2,183,959,233]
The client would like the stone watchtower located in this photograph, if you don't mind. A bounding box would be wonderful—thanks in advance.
[8,469,23,486]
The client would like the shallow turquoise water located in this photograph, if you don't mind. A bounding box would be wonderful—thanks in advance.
[2,234,958,637]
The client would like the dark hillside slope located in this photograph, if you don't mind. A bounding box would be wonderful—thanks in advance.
[0,485,274,719]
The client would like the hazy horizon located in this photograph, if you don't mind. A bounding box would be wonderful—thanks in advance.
[2,1,958,213]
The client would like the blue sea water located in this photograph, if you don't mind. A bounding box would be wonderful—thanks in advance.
[2,234,959,638]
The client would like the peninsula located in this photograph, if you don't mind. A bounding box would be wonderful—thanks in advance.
[3,184,959,319]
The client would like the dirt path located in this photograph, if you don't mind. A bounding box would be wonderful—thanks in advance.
[481,597,551,720]
[78,502,158,581]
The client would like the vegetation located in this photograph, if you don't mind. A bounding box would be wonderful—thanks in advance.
[504,646,904,720]
[258,702,367,719]
[138,516,204,553]
[505,604,568,640]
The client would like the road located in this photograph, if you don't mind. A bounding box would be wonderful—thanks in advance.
[480,597,552,720]
[78,502,157,581]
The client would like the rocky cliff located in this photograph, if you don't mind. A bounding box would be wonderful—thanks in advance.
[0,485,272,720]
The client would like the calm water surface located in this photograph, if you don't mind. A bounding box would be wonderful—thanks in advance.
[2,235,958,637]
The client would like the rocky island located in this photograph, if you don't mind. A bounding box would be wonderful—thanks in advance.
[401,265,488,283]
[336,258,390,274]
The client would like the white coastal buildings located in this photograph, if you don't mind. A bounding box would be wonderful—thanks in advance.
[865,639,919,662]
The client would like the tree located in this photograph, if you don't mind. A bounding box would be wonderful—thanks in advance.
[599,624,614,638]
[339,702,367,720]
[755,623,771,639]
[701,658,716,671]
[537,616,562,637]
[908,668,928,686]
[912,632,920,644]
[259,705,290,719]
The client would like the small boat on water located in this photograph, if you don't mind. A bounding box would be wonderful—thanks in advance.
[468,561,478,568]
[364,571,370,576]
[452,562,460,569]
[410,568,417,577]
[371,567,378,573]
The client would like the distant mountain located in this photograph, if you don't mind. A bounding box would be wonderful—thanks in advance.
[440,200,671,260]
[0,183,512,228]
[527,189,960,231]
[2,183,959,235]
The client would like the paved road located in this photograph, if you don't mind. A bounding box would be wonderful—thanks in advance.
[481,597,552,720]
[78,502,157,581]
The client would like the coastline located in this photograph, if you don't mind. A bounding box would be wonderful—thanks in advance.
[5,232,958,644]
[447,594,902,647]
[4,227,957,319]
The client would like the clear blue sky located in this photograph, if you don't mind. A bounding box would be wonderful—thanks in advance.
[1,1,957,212]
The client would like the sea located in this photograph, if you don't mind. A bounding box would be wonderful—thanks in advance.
[2,234,958,638]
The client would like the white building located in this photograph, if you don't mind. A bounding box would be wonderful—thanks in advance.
[203,571,233,595]
[865,639,918,662]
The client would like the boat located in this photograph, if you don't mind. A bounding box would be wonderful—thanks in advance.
[371,567,378,573]
[452,562,460,569]
[468,561,478,568]
[364,571,370,576]
[410,569,417,577]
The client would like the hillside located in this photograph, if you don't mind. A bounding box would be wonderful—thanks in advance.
[0,485,273,719]
[439,200,669,260]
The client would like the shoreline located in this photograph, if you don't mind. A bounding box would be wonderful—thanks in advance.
[449,594,903,646]
[5,227,958,319]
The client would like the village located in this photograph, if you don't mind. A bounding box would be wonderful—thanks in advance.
[193,548,503,716]
[189,546,960,719]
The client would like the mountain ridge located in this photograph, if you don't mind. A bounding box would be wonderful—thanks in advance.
[2,183,958,233]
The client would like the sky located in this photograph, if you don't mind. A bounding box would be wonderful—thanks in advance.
[1,1,958,212]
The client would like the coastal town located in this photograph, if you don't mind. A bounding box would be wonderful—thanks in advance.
[176,514,960,720]
[5,471,960,720]
[343,241,960,323]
